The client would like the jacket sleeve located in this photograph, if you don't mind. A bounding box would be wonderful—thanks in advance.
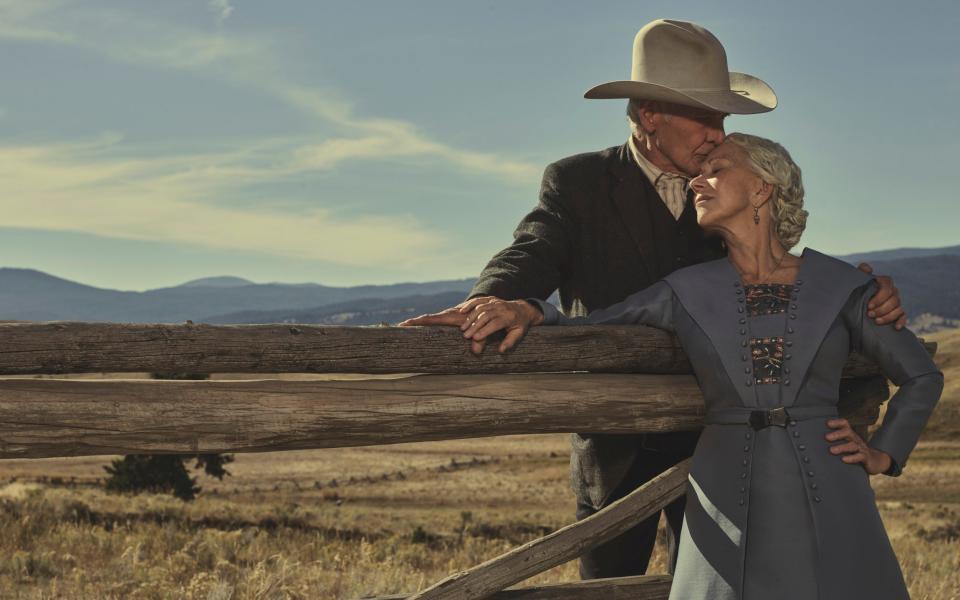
[528,280,676,332]
[847,280,945,476]
[468,161,576,301]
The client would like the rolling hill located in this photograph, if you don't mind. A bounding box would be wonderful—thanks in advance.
[0,244,955,326]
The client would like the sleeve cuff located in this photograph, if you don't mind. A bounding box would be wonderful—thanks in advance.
[527,298,560,325]
[882,456,902,477]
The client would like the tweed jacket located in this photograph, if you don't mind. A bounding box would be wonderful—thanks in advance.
[533,248,944,599]
[470,142,724,509]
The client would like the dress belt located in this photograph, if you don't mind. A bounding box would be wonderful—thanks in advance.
[705,406,839,430]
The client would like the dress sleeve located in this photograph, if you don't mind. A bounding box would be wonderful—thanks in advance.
[528,279,676,332]
[846,280,945,476]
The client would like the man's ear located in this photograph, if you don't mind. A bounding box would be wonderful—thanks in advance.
[640,100,660,134]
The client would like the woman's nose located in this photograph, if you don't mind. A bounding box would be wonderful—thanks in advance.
[689,173,706,192]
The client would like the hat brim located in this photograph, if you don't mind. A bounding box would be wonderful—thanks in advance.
[584,72,777,115]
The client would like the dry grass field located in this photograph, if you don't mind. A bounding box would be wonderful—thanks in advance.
[0,328,957,599]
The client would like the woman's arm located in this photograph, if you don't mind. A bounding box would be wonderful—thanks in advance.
[458,280,677,354]
[530,280,676,330]
[841,280,945,476]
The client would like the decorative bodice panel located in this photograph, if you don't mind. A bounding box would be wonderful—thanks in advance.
[734,281,803,394]
[743,284,794,386]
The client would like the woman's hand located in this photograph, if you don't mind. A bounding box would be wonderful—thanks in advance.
[457,296,544,355]
[825,418,893,475]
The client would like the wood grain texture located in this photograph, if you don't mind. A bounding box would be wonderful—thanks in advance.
[407,460,690,600]
[362,575,672,600]
[0,322,926,376]
[0,375,889,459]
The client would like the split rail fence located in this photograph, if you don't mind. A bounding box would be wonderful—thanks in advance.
[0,321,932,599]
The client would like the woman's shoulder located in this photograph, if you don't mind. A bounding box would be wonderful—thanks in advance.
[663,255,732,286]
[798,247,874,290]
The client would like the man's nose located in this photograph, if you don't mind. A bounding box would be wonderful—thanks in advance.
[706,124,725,145]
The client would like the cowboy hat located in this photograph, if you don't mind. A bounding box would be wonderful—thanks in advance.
[585,19,777,114]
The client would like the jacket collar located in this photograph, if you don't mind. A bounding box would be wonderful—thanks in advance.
[664,248,873,407]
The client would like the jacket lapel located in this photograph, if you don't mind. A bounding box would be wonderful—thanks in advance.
[664,257,758,406]
[608,143,659,281]
[780,249,873,407]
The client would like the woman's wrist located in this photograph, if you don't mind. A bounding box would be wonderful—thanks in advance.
[869,447,893,475]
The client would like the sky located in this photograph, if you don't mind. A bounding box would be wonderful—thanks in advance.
[0,0,956,291]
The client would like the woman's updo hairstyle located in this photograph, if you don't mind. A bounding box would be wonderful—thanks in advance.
[724,133,808,250]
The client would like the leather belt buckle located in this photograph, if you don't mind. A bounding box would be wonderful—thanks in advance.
[749,406,789,430]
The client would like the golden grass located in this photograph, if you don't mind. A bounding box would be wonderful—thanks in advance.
[0,435,955,599]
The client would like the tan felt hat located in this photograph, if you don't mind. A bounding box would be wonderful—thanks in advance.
[585,19,777,114]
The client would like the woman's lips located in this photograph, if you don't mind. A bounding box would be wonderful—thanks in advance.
[695,194,713,206]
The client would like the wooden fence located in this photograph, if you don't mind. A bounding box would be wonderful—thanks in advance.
[0,321,928,599]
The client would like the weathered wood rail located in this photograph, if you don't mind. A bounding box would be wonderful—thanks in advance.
[0,321,934,599]
[0,321,890,376]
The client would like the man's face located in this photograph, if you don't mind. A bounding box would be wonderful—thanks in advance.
[649,104,727,177]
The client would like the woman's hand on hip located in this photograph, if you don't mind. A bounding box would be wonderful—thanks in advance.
[824,418,893,475]
[458,296,544,355]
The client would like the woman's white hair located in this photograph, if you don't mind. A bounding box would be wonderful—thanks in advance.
[724,132,808,251]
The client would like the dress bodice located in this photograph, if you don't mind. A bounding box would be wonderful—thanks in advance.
[743,283,794,408]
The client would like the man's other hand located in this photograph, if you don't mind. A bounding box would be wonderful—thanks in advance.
[857,263,907,330]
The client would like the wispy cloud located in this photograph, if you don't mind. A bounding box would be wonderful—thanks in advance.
[0,136,446,267]
[0,0,540,272]
[207,0,234,25]
[0,0,538,183]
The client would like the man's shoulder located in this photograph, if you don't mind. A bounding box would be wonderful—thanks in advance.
[545,144,625,179]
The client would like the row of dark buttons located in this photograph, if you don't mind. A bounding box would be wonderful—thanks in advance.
[791,418,822,503]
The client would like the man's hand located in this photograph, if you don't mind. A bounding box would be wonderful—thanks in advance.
[459,296,544,355]
[857,263,907,330]
[825,418,893,475]
[398,297,493,328]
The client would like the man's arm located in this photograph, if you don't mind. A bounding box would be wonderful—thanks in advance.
[400,162,577,331]
[469,161,577,301]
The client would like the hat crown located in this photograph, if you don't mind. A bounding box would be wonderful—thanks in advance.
[631,19,730,91]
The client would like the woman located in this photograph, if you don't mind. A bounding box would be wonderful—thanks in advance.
[447,133,943,599]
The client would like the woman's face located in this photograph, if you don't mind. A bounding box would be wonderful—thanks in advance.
[689,141,766,232]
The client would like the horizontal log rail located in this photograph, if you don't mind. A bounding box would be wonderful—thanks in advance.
[0,322,921,377]
[408,459,689,600]
[0,375,888,459]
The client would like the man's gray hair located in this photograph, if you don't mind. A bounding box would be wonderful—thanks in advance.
[724,133,808,251]
[626,98,648,139]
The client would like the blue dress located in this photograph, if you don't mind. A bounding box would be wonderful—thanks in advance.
[533,248,944,600]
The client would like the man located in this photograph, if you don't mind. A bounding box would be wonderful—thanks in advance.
[401,19,905,579]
